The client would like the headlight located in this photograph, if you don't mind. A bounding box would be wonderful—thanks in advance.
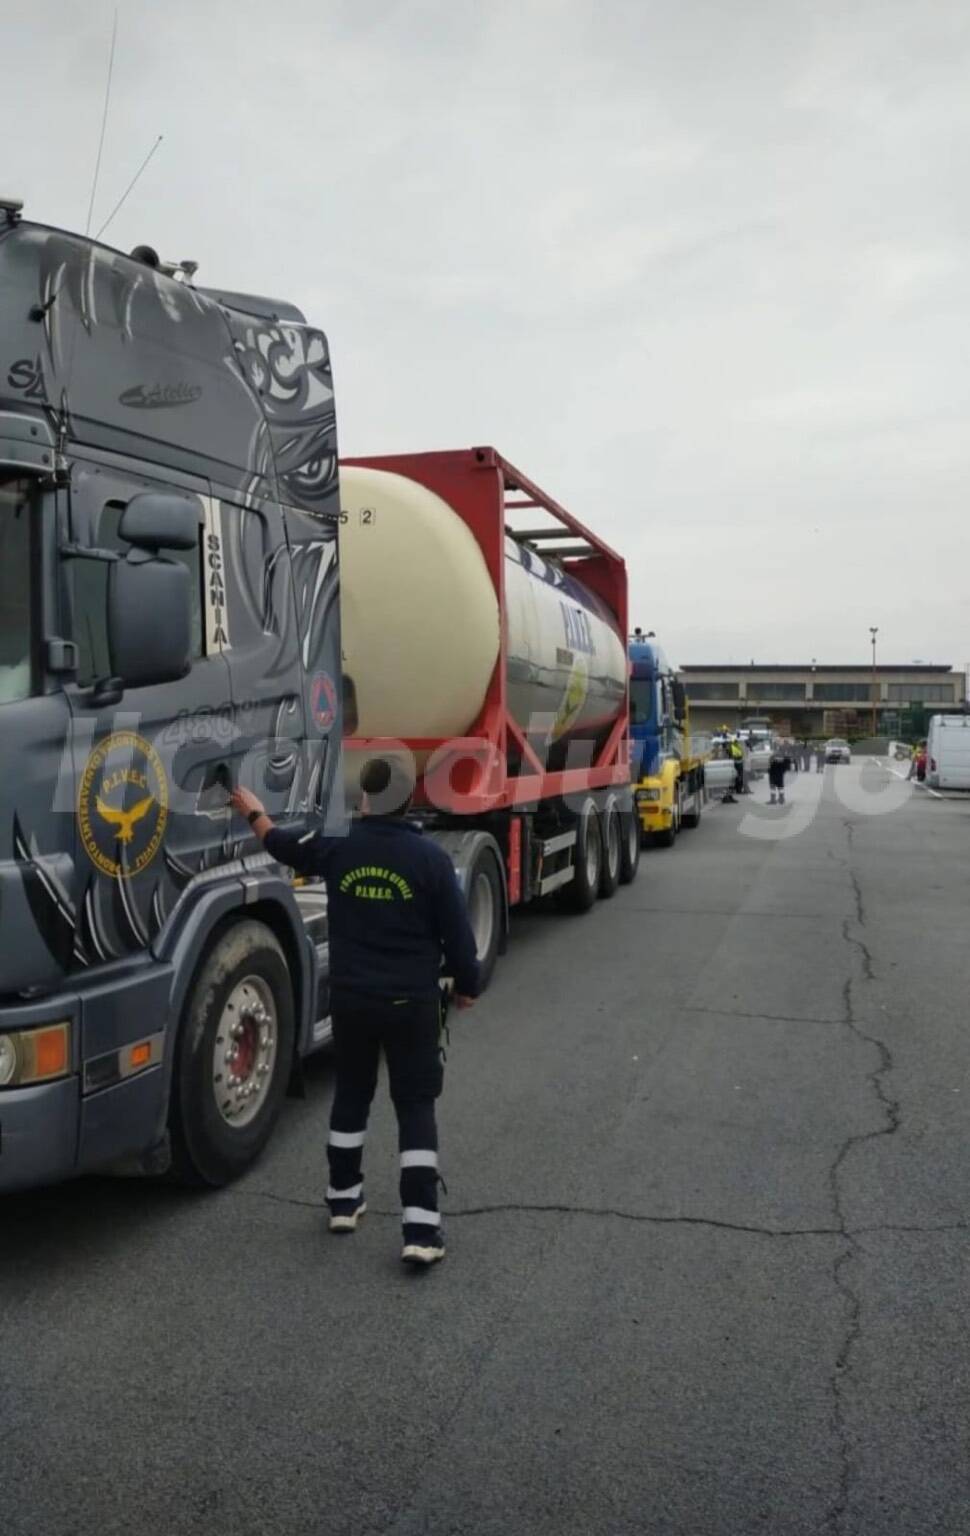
[636,788,662,802]
[0,1036,16,1087]
[0,1022,71,1089]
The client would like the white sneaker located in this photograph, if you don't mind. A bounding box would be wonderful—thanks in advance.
[329,1199,367,1233]
[402,1240,446,1266]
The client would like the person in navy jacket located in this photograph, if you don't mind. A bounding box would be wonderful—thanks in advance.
[231,758,479,1267]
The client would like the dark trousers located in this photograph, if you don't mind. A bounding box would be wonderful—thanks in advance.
[328,995,444,1241]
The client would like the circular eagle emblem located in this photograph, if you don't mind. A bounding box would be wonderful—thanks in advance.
[78,731,169,879]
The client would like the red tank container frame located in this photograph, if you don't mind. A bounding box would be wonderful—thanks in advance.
[340,446,631,816]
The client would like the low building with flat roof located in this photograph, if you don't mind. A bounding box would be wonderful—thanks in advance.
[680,663,963,738]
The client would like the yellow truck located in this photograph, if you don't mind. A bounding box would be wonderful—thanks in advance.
[629,634,708,846]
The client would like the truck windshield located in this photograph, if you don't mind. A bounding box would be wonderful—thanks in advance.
[0,476,34,705]
[629,676,656,728]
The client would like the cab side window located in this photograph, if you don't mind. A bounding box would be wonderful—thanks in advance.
[74,500,204,686]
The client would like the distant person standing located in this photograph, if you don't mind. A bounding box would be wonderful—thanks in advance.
[815,740,825,773]
[729,738,745,799]
[906,742,928,782]
[768,744,794,805]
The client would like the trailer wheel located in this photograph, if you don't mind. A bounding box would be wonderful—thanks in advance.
[619,803,641,885]
[559,798,602,913]
[467,849,502,991]
[169,920,295,1187]
[599,800,622,899]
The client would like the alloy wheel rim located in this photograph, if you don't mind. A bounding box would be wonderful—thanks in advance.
[469,870,496,961]
[212,975,278,1128]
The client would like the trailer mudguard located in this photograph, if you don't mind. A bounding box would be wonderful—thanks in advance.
[427,827,509,952]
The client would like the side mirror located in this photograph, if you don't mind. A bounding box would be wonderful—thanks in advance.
[108,554,192,688]
[120,491,200,553]
[672,680,687,720]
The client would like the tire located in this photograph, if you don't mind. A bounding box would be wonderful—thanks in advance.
[681,776,702,830]
[466,849,502,991]
[559,798,602,913]
[169,920,296,1187]
[598,800,622,899]
[619,801,641,885]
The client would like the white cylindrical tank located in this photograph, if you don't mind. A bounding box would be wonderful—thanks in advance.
[339,465,626,757]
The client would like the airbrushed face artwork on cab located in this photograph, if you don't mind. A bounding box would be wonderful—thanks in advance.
[0,223,344,982]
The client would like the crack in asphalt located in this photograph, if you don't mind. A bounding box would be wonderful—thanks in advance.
[387,1203,840,1237]
[824,819,903,1536]
[238,1186,838,1235]
[686,1005,846,1026]
[622,907,837,920]
[238,1187,966,1240]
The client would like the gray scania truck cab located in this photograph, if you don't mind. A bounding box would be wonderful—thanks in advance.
[0,203,345,1191]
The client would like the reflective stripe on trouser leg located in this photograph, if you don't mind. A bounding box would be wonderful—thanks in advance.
[402,1207,442,1228]
[328,1129,366,1202]
[326,1182,363,1201]
[397,1100,440,1232]
[328,1129,366,1148]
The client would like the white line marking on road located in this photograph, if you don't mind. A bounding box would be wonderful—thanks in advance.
[870,758,945,797]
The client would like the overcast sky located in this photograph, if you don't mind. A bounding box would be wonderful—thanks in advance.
[7,0,970,666]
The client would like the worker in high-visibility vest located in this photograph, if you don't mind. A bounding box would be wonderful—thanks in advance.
[728,738,745,799]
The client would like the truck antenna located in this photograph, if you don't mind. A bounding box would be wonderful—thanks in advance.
[84,8,119,235]
[94,135,165,242]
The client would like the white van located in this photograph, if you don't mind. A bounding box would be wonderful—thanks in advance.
[926,715,970,790]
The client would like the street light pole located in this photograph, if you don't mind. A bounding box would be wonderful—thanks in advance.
[810,658,817,741]
[869,627,879,737]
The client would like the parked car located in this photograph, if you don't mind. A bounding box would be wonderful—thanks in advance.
[825,738,851,764]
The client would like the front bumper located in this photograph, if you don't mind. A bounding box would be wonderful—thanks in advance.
[638,805,672,830]
[0,1077,80,1192]
[0,958,173,1194]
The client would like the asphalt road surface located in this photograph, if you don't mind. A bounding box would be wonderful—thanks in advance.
[4,760,969,1536]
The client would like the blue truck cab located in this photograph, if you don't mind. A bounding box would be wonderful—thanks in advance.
[629,632,706,845]
[0,205,344,1191]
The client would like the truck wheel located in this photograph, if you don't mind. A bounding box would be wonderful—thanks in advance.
[599,800,622,899]
[467,849,502,991]
[682,779,702,829]
[169,920,295,1187]
[559,798,602,913]
[619,802,641,885]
